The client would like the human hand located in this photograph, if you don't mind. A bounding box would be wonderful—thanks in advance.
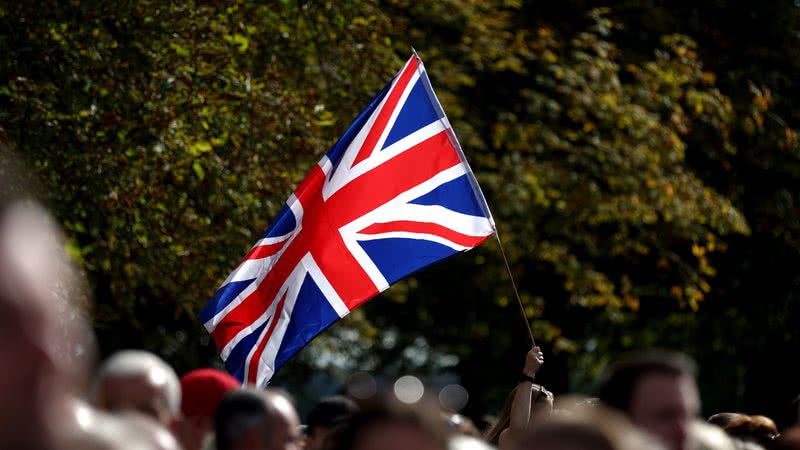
[523,346,544,376]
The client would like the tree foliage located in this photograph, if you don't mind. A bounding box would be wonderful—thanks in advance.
[2,0,799,423]
[0,0,398,364]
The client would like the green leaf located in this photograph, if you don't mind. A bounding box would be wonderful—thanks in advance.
[188,141,213,155]
[192,161,205,180]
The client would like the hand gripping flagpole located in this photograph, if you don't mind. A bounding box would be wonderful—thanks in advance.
[411,49,536,347]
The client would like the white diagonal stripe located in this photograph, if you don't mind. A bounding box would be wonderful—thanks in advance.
[302,254,351,318]
[354,231,475,251]
[221,254,279,287]
[365,71,422,164]
[243,258,306,384]
[252,253,352,385]
[339,120,446,189]
[339,229,390,293]
[366,203,495,237]
[323,66,430,200]
[205,194,304,333]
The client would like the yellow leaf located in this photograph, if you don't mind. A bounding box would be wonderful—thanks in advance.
[188,141,212,155]
[192,161,205,180]
[169,42,190,57]
[694,102,704,114]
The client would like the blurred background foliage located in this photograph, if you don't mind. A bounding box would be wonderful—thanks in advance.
[2,0,799,424]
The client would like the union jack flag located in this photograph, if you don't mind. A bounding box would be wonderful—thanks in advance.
[200,55,495,386]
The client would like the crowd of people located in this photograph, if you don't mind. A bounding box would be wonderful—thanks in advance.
[2,152,799,450]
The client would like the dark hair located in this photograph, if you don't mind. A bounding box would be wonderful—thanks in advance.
[593,350,697,413]
[306,395,359,433]
[327,397,448,450]
[215,389,281,450]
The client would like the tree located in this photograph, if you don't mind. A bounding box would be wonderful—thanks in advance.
[364,3,751,417]
[2,0,799,423]
[0,0,398,368]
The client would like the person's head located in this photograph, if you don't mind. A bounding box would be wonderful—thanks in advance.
[484,384,554,442]
[721,415,778,447]
[443,413,480,437]
[749,416,778,442]
[448,435,496,450]
[514,421,617,450]
[304,395,359,450]
[511,404,665,450]
[176,368,241,450]
[121,413,184,450]
[90,350,181,427]
[1,145,95,449]
[690,420,737,450]
[708,413,746,429]
[215,388,302,450]
[593,350,700,450]
[328,397,448,450]
[61,398,183,450]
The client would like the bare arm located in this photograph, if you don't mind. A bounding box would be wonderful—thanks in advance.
[499,346,544,450]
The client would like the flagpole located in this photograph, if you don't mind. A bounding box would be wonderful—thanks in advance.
[494,232,536,347]
[410,49,536,347]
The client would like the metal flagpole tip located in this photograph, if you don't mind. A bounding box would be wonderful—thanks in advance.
[411,47,421,62]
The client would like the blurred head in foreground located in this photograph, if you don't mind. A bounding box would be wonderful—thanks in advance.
[715,414,778,447]
[91,349,181,427]
[690,420,737,450]
[708,413,745,429]
[0,145,95,449]
[448,435,497,450]
[305,395,359,450]
[594,350,700,450]
[62,399,183,450]
[443,413,481,438]
[510,401,666,450]
[328,396,449,450]
[215,388,302,450]
[177,368,240,450]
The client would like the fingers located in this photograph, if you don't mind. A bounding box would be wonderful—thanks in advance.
[529,346,544,359]
[525,346,545,375]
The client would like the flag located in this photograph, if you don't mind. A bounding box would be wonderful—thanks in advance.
[200,54,495,386]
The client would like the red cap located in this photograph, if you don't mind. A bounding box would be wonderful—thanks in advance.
[180,368,241,417]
